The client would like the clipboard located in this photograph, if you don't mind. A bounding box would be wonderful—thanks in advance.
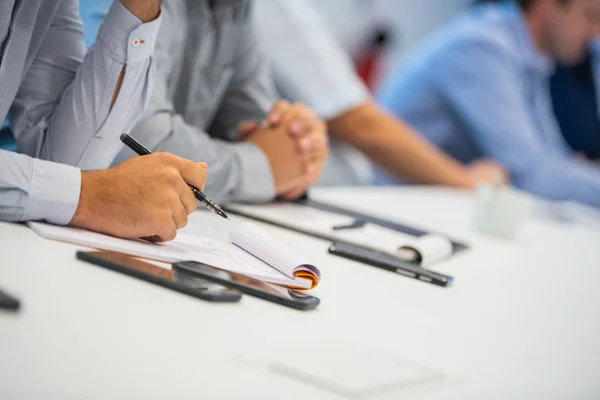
[298,198,469,253]
[224,198,469,266]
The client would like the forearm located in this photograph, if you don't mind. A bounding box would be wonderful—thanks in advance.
[516,155,600,208]
[14,0,161,171]
[108,0,161,109]
[329,103,474,187]
[129,112,276,203]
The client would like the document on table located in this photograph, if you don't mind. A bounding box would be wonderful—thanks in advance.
[226,203,453,266]
[28,222,320,290]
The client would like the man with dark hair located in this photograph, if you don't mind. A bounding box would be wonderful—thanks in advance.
[378,0,600,208]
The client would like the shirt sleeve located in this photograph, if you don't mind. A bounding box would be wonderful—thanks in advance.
[9,0,161,171]
[209,2,277,136]
[252,0,370,120]
[438,40,600,208]
[0,150,80,224]
[127,1,275,204]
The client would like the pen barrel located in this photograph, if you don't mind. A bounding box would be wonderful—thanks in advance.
[203,201,218,213]
[190,186,220,213]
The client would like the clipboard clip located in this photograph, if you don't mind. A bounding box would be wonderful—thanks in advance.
[332,219,367,231]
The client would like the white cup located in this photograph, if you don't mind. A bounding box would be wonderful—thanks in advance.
[473,184,532,239]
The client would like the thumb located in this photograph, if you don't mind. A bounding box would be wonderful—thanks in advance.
[237,121,259,140]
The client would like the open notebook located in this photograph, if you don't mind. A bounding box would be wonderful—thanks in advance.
[28,222,320,290]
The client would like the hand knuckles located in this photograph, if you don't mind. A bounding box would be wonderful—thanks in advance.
[155,152,174,164]
[181,212,189,225]
[162,169,181,186]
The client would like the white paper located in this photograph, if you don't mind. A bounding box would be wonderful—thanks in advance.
[398,234,454,267]
[28,222,315,289]
[229,223,320,283]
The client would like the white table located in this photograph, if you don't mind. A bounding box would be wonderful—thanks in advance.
[1,187,599,399]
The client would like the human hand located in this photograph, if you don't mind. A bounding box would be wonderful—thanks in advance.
[243,123,311,196]
[238,101,329,199]
[466,159,509,187]
[70,153,208,242]
[266,101,329,180]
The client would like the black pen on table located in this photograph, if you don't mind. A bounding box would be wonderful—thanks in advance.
[120,133,230,221]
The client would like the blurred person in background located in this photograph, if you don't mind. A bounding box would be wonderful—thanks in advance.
[478,0,600,161]
[377,0,600,209]
[252,0,506,189]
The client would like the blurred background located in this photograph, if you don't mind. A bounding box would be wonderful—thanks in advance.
[28,1,588,205]
[78,0,472,89]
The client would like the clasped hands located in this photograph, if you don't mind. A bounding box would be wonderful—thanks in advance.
[239,101,329,200]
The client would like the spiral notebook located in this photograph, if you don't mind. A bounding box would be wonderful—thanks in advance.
[28,222,320,290]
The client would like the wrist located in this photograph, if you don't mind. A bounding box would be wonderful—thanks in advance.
[119,0,161,23]
[69,171,103,230]
[446,168,477,189]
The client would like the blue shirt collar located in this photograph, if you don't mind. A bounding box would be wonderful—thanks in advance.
[503,1,555,76]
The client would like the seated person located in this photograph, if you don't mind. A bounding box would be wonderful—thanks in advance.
[377,0,600,208]
[116,0,330,203]
[252,0,506,188]
[551,45,600,159]
[0,0,207,242]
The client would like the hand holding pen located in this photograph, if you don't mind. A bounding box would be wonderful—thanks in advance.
[120,133,230,221]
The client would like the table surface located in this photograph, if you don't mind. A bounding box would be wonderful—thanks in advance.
[1,187,599,400]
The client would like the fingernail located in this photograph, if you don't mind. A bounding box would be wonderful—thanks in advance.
[270,113,280,123]
[301,138,312,149]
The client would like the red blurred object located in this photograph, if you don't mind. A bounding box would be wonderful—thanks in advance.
[354,29,390,92]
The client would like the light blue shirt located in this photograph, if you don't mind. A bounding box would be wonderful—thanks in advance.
[252,0,373,186]
[377,2,600,209]
[0,0,160,224]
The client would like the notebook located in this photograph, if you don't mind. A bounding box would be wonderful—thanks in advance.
[225,203,454,267]
[28,222,320,290]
